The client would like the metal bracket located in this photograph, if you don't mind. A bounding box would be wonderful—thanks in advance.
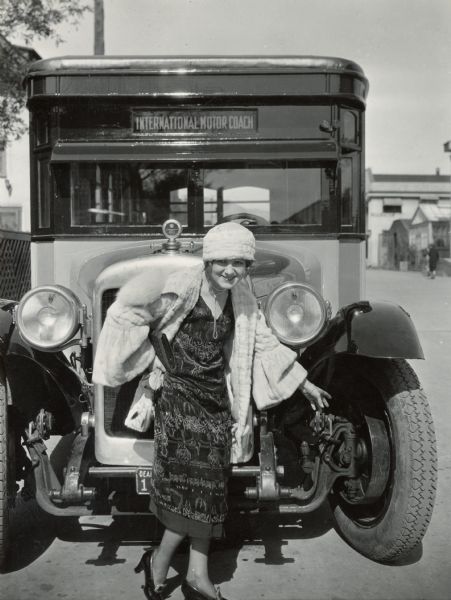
[49,433,95,504]
[27,437,94,517]
[258,430,281,500]
[245,411,285,501]
[288,418,360,511]
[24,409,53,445]
[80,411,95,438]
[79,305,92,348]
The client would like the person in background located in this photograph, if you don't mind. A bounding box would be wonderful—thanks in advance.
[93,222,330,600]
[427,243,439,279]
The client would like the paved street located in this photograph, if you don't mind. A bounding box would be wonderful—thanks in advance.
[1,268,451,600]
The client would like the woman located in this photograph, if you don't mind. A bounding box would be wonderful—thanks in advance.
[93,222,330,600]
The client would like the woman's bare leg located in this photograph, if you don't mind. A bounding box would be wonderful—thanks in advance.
[152,527,185,585]
[186,536,216,598]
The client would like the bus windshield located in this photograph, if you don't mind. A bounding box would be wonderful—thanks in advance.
[53,160,337,231]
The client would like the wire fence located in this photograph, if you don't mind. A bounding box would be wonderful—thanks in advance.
[0,229,31,300]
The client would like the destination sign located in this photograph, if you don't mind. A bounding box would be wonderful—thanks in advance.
[132,110,257,134]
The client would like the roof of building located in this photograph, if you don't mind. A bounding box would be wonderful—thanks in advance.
[412,204,451,225]
[365,169,451,198]
[372,174,450,183]
[388,219,411,232]
[422,204,451,221]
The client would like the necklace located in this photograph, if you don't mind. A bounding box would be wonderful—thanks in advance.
[211,291,228,340]
[211,287,229,340]
[203,276,229,340]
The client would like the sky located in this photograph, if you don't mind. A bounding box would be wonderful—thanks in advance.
[26,0,451,176]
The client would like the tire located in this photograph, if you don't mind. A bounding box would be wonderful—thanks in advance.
[327,357,437,563]
[0,380,11,572]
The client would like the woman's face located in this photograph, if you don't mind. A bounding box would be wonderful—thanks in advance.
[206,259,248,291]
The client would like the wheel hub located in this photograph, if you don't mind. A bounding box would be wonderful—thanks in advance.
[341,415,390,504]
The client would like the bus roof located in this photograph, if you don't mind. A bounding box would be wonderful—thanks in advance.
[27,55,366,76]
[25,55,368,106]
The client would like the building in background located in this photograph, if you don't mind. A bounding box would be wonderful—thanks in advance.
[382,219,412,271]
[409,203,451,262]
[365,169,451,268]
[0,36,40,232]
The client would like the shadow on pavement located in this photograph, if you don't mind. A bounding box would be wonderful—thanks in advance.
[68,507,333,588]
[5,491,421,582]
[10,494,425,588]
[6,496,57,573]
[5,498,333,573]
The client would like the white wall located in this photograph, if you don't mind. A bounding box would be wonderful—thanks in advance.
[0,125,31,232]
[367,197,420,267]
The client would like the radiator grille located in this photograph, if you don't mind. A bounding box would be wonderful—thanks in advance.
[0,230,31,300]
[101,288,152,439]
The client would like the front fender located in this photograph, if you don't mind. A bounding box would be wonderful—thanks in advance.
[4,326,85,433]
[0,299,17,384]
[302,300,424,369]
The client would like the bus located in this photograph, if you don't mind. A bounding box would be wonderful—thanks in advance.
[0,56,436,569]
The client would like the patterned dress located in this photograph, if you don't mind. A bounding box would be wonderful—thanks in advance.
[149,294,234,539]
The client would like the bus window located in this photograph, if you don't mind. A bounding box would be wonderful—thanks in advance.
[35,115,50,147]
[169,187,189,225]
[138,166,189,226]
[341,109,359,145]
[340,157,358,227]
[53,160,336,231]
[66,163,189,226]
[201,163,333,228]
[223,187,270,223]
[37,159,51,229]
[203,185,270,226]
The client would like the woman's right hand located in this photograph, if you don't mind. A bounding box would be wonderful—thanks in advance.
[299,378,331,412]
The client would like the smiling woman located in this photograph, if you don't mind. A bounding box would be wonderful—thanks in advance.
[92,220,330,600]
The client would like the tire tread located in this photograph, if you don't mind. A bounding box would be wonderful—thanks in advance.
[332,357,437,563]
[0,383,8,571]
[384,360,437,561]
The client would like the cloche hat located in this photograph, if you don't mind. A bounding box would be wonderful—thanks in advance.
[202,222,255,262]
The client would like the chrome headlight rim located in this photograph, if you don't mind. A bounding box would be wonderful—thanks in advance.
[16,285,82,351]
[265,281,328,347]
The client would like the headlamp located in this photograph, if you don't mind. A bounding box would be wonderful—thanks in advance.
[16,285,82,350]
[265,282,328,346]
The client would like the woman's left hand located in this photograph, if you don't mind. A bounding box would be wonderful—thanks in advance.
[299,378,331,411]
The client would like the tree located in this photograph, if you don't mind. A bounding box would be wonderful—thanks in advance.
[94,0,104,55]
[0,0,91,141]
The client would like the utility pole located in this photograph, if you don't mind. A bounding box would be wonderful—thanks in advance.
[444,141,451,255]
[94,0,105,55]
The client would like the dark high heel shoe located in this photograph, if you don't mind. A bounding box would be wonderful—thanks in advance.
[181,579,227,600]
[134,549,166,600]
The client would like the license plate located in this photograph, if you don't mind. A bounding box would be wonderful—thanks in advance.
[136,467,152,495]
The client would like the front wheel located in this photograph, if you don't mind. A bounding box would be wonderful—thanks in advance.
[0,380,12,572]
[327,357,437,563]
